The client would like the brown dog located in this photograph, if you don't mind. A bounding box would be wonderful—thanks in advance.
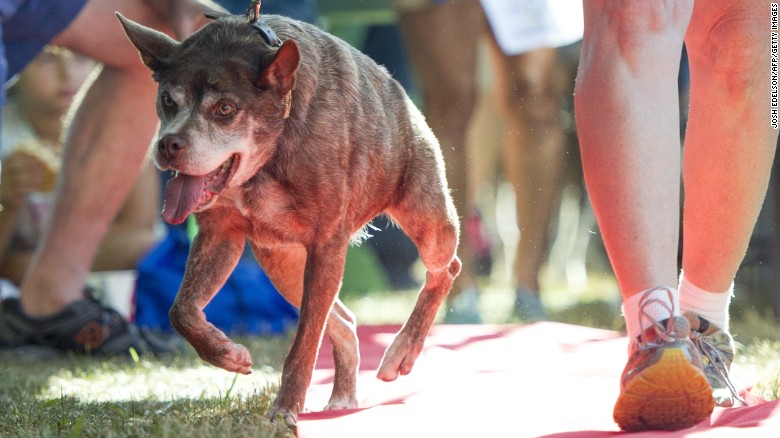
[117,12,461,425]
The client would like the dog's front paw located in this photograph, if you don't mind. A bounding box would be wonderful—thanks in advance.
[269,406,298,428]
[198,342,253,375]
[376,334,423,382]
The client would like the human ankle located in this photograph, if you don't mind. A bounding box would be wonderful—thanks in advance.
[678,271,732,332]
[622,286,680,340]
[19,279,83,318]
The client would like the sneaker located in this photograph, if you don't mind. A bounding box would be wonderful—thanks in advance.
[443,288,482,324]
[613,292,714,431]
[514,287,547,322]
[683,312,746,407]
[0,297,180,357]
[466,210,493,277]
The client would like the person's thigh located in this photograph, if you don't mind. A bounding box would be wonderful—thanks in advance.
[397,0,483,98]
[51,0,178,69]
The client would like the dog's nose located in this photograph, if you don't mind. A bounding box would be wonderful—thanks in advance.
[157,134,188,163]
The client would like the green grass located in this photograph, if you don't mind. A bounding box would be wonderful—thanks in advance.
[1,279,778,437]
[737,339,780,401]
[0,336,295,438]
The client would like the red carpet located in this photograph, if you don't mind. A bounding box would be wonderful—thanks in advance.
[297,323,779,437]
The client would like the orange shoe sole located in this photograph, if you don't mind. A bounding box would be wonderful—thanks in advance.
[613,347,715,431]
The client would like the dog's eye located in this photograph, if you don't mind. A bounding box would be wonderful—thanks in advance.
[216,102,236,117]
[161,94,175,108]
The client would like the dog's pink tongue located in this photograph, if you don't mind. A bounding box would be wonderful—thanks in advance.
[162,173,205,225]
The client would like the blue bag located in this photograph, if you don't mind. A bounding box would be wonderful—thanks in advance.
[134,226,298,335]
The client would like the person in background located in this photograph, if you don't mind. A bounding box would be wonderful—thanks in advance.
[0,46,162,291]
[0,0,225,356]
[394,0,582,322]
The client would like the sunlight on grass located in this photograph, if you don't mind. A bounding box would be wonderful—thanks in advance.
[0,337,295,437]
[736,340,780,401]
[39,360,281,403]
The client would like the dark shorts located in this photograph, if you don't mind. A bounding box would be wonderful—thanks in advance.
[0,0,87,135]
[1,0,88,86]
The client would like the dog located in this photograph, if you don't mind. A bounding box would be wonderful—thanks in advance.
[117,12,461,425]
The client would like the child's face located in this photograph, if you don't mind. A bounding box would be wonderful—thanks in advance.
[16,47,97,117]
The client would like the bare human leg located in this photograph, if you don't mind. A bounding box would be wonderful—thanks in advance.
[574,1,718,431]
[19,0,217,317]
[574,0,691,304]
[397,0,483,315]
[678,0,779,408]
[681,0,778,293]
[488,42,567,319]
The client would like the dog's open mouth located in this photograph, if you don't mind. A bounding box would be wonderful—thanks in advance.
[161,154,240,224]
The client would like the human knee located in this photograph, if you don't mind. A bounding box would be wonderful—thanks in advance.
[686,6,764,93]
[496,74,560,125]
[582,0,691,64]
[423,82,477,128]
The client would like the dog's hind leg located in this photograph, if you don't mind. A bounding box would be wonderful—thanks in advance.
[376,194,461,382]
[252,244,360,415]
[322,301,360,410]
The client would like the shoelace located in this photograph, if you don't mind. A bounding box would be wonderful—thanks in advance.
[636,286,679,349]
[689,330,747,406]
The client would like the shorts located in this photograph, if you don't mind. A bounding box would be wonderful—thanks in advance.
[2,0,88,78]
[0,0,87,135]
[392,0,468,13]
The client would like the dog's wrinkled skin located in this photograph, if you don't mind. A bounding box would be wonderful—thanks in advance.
[117,13,461,425]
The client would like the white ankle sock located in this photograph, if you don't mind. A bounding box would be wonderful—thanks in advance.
[622,286,680,339]
[678,271,732,332]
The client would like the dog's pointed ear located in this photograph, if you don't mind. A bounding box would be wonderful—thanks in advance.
[257,40,300,95]
[116,12,179,72]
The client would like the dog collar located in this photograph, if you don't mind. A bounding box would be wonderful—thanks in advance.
[246,0,282,47]
[203,5,281,48]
